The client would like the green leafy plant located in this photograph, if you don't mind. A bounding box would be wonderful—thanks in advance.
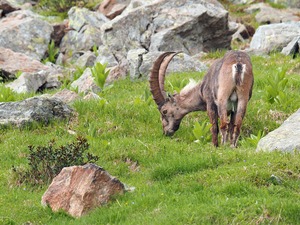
[0,85,16,102]
[192,120,212,144]
[241,130,265,148]
[264,68,288,104]
[167,78,189,93]
[91,62,111,91]
[12,136,99,186]
[43,40,59,64]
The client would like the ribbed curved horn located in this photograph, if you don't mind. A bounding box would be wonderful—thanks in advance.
[149,52,180,108]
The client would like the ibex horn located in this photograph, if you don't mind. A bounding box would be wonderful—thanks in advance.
[149,52,180,108]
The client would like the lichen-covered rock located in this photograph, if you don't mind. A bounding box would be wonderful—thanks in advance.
[41,164,125,218]
[257,109,300,152]
[0,10,53,60]
[0,96,73,126]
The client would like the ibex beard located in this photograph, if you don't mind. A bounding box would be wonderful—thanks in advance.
[149,51,254,147]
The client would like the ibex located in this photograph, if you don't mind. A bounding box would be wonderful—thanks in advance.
[149,51,254,147]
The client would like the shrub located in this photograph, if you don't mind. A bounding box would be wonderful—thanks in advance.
[12,136,99,186]
[0,85,16,102]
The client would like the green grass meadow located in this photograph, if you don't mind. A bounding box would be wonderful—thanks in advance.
[1,53,300,224]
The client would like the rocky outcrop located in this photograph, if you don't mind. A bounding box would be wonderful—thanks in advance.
[41,164,125,218]
[0,10,53,60]
[257,109,300,152]
[0,96,73,126]
[101,0,231,60]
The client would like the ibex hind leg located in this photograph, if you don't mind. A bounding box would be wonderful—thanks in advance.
[228,111,236,145]
[231,102,247,147]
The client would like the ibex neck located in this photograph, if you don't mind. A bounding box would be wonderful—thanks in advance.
[178,83,206,112]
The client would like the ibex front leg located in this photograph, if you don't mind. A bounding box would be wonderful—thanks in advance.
[207,103,219,147]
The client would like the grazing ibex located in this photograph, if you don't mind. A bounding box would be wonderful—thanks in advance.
[149,51,254,147]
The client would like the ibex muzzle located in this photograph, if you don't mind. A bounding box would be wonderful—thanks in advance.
[149,51,254,147]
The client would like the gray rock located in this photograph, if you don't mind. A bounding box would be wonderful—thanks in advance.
[0,0,20,16]
[249,22,300,53]
[101,0,231,59]
[95,45,119,67]
[0,96,73,127]
[0,10,53,60]
[75,51,97,68]
[70,67,100,94]
[139,51,207,79]
[268,0,300,8]
[60,7,109,57]
[281,36,300,56]
[257,109,300,152]
[5,70,47,93]
[41,164,125,218]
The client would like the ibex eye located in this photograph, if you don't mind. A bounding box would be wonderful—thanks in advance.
[163,109,167,114]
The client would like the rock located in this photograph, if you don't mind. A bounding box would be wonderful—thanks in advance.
[70,67,100,94]
[60,7,109,58]
[51,89,80,104]
[137,51,207,79]
[255,6,300,24]
[0,96,73,127]
[0,10,53,60]
[101,0,231,59]
[0,47,49,80]
[0,0,20,16]
[41,164,125,218]
[95,45,119,67]
[281,36,300,56]
[232,23,255,42]
[75,51,97,68]
[249,22,300,54]
[51,22,68,47]
[98,0,130,20]
[257,109,300,152]
[5,70,48,93]
[83,92,101,100]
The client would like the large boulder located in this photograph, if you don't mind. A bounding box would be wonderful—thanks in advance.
[257,109,300,152]
[0,10,53,60]
[0,96,73,127]
[101,0,231,59]
[0,47,49,80]
[249,22,300,54]
[41,164,125,218]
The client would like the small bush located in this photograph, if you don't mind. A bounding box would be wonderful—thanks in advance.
[12,136,99,186]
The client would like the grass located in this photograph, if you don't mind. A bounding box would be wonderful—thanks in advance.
[1,52,300,224]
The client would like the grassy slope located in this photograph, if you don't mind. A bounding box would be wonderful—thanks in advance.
[1,53,300,224]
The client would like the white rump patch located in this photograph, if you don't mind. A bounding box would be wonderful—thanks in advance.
[232,64,246,83]
[180,79,198,96]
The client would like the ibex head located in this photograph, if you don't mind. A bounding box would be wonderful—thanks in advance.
[149,52,188,136]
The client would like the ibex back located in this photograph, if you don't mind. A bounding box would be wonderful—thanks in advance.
[149,51,254,147]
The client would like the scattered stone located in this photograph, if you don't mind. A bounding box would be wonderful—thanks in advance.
[0,96,73,127]
[51,89,80,104]
[5,71,47,93]
[70,67,100,94]
[41,164,125,218]
[256,109,300,152]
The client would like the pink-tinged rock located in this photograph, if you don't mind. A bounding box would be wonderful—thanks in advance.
[41,164,125,218]
[0,47,49,74]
